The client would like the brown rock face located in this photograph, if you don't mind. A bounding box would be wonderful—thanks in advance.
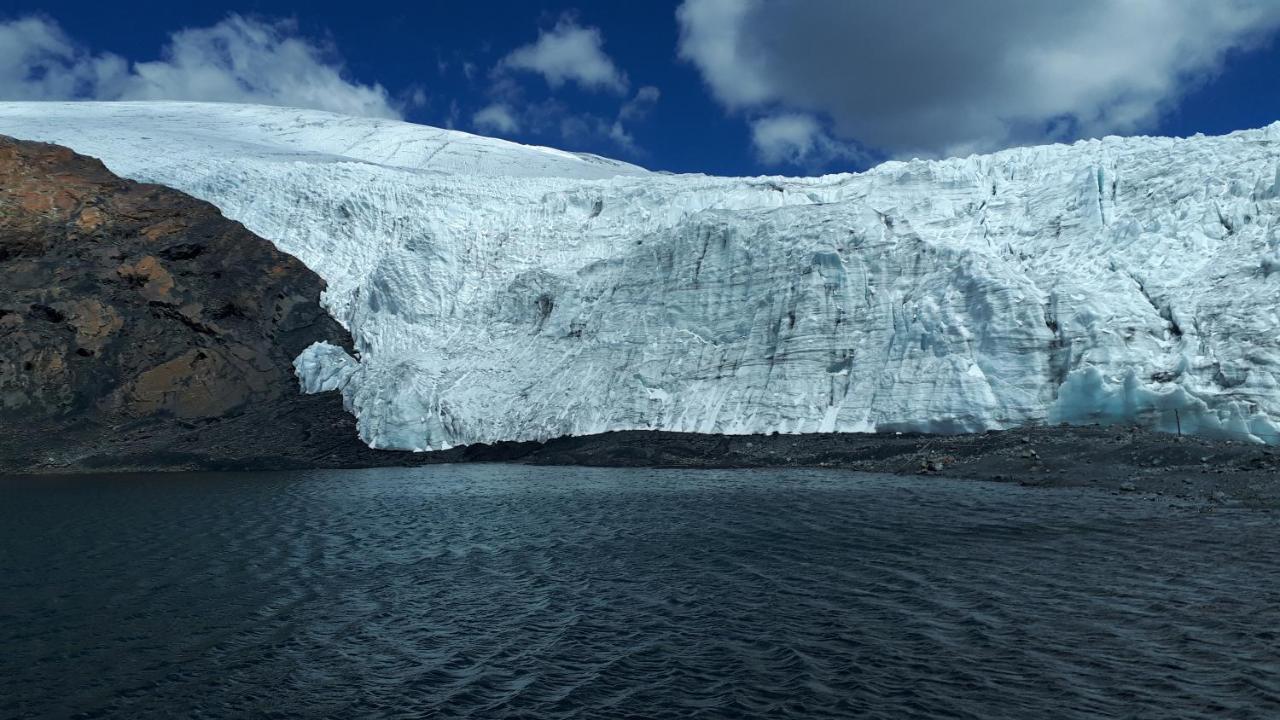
[0,135,409,472]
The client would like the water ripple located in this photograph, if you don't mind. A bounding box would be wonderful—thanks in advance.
[2,467,1279,719]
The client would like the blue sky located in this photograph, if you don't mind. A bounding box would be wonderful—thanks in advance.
[4,1,1280,176]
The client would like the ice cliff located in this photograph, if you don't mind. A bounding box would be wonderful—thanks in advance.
[3,102,1278,449]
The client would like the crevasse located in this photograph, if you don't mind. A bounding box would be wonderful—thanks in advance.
[4,101,1278,449]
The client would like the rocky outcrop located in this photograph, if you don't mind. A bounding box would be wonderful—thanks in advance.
[0,136,419,472]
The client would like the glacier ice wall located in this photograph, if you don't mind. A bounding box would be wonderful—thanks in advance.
[3,102,1278,448]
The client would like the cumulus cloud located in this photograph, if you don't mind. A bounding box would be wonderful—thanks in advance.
[476,24,655,154]
[473,103,520,134]
[0,14,401,118]
[750,113,864,167]
[677,0,1280,157]
[0,16,128,100]
[500,17,628,93]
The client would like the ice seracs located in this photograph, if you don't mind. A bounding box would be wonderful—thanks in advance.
[2,101,1278,448]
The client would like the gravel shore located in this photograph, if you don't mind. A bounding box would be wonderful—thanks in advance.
[10,421,1277,508]
[473,425,1280,508]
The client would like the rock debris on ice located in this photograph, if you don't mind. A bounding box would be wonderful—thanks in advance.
[3,101,1278,449]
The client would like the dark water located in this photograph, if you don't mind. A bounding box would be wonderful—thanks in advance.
[2,467,1279,719]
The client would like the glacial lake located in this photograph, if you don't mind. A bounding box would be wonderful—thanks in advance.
[3,466,1279,719]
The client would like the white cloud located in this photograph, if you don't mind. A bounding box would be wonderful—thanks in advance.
[678,0,1280,157]
[0,16,129,100]
[443,99,461,129]
[619,85,661,121]
[0,15,401,119]
[557,112,639,153]
[500,17,628,93]
[473,103,520,134]
[477,27,653,154]
[750,113,863,167]
[674,0,771,107]
[607,121,637,152]
[474,96,646,155]
[750,114,819,164]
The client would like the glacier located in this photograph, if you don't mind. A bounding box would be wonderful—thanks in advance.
[2,101,1278,449]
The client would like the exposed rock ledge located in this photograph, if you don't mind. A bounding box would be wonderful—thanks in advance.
[0,136,404,472]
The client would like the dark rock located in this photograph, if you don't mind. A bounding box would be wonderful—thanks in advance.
[0,136,418,473]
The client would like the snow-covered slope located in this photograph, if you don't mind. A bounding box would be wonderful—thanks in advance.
[4,101,1278,448]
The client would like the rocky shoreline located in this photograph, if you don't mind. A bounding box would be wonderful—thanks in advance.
[500,425,1280,508]
[9,423,1278,508]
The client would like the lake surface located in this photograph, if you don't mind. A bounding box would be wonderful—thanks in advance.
[2,466,1279,719]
